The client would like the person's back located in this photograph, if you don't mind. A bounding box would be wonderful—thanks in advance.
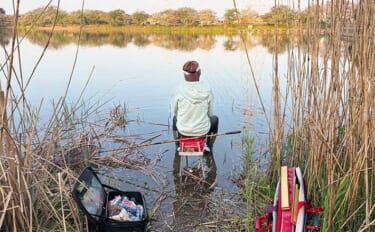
[171,60,218,147]
[173,80,212,136]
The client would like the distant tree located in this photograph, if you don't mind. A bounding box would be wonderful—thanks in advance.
[174,7,198,26]
[261,5,296,25]
[239,8,259,24]
[19,7,67,26]
[147,12,160,25]
[131,11,150,25]
[148,8,217,26]
[164,10,179,25]
[322,0,359,28]
[296,10,308,25]
[18,7,120,26]
[149,10,177,26]
[148,12,163,25]
[108,9,130,26]
[304,4,323,22]
[18,7,40,26]
[0,8,7,27]
[63,10,83,25]
[82,10,109,25]
[55,11,69,25]
[198,9,217,25]
[224,9,238,24]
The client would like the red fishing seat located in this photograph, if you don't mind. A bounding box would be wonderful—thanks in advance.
[177,135,207,179]
[178,135,206,156]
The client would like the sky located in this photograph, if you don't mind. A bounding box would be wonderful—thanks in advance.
[2,0,309,16]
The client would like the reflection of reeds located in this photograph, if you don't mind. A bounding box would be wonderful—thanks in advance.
[266,1,374,231]
[109,104,127,128]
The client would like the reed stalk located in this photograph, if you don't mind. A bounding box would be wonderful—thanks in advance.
[0,2,162,228]
[265,0,374,231]
[0,2,108,231]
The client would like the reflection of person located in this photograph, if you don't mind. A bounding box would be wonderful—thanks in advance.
[173,152,217,186]
[171,60,219,149]
[172,151,217,231]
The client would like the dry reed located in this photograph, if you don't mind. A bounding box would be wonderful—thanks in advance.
[265,0,374,231]
[0,2,164,231]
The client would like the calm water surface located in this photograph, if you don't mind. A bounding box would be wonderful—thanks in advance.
[3,32,295,230]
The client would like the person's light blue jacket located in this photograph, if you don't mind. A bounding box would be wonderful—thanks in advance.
[172,81,213,136]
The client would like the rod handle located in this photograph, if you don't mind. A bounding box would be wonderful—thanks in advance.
[225,130,242,135]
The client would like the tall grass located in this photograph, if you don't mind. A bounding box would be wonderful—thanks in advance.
[241,133,271,231]
[0,3,121,231]
[261,0,375,231]
[0,65,101,230]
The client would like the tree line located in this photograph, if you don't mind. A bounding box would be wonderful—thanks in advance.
[0,8,10,26]
[0,5,314,27]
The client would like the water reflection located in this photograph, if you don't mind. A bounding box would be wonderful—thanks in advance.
[1,29,314,53]
[0,28,11,46]
[1,27,342,231]
[223,36,239,51]
[258,32,294,54]
[172,150,217,231]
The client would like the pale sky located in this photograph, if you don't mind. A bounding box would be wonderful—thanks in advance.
[3,0,309,16]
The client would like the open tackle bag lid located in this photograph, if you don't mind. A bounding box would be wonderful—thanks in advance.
[72,166,107,224]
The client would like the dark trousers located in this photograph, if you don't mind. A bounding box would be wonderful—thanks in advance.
[173,115,219,147]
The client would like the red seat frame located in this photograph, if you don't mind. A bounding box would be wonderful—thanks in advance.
[179,136,205,152]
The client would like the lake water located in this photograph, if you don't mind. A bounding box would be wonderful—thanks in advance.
[2,31,296,230]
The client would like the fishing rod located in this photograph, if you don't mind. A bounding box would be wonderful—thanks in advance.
[130,130,242,148]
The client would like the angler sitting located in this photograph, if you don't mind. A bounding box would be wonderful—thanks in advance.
[171,60,219,152]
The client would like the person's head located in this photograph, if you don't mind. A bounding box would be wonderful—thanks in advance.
[182,60,201,82]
